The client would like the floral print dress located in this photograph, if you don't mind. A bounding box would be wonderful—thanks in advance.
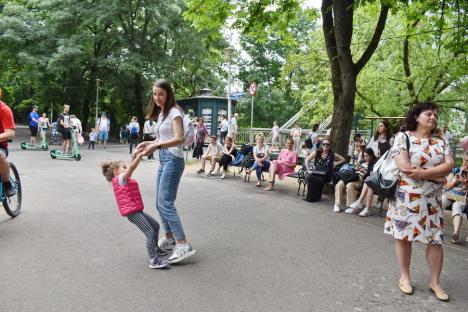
[384,131,451,245]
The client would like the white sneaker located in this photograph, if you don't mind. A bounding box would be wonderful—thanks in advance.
[333,204,341,213]
[158,237,176,251]
[359,207,371,217]
[168,244,196,264]
[220,173,226,179]
[349,200,363,210]
[344,207,355,214]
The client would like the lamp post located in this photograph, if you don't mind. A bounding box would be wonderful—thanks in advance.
[95,79,101,124]
[224,47,235,135]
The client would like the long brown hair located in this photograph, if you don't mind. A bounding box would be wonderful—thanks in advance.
[146,79,178,121]
[374,120,392,141]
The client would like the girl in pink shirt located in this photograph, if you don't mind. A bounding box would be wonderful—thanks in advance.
[264,138,298,191]
[101,151,168,269]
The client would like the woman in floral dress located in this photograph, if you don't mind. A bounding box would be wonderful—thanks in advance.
[385,102,453,301]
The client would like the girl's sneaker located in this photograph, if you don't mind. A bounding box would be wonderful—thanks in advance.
[149,257,169,269]
[167,244,196,264]
[158,237,176,251]
[349,200,363,210]
[220,173,226,179]
[333,204,341,213]
[359,207,371,217]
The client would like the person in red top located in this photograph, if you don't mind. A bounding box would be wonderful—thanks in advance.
[0,88,17,196]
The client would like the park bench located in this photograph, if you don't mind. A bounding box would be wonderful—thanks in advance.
[243,153,279,182]
[287,156,308,196]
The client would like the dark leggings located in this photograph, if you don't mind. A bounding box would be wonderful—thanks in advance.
[129,134,138,153]
[219,154,233,171]
[305,173,330,202]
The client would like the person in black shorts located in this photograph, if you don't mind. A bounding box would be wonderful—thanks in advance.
[58,104,72,154]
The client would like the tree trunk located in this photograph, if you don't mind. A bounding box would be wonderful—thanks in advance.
[321,0,389,157]
[134,73,145,122]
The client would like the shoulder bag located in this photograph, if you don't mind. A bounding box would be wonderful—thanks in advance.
[365,133,409,199]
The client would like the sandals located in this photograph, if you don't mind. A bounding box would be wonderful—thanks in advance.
[264,181,275,191]
[398,279,414,295]
[429,284,449,301]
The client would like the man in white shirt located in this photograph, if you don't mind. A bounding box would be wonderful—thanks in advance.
[197,135,223,176]
[230,113,238,140]
[97,112,110,148]
[219,115,229,145]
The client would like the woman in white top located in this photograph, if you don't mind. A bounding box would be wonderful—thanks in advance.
[136,79,195,264]
[368,120,394,158]
[143,117,156,160]
[246,133,270,187]
[271,121,279,150]
[290,123,302,151]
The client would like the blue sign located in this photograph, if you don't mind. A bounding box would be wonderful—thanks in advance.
[230,91,244,100]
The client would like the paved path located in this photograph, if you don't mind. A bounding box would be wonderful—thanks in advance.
[0,140,467,312]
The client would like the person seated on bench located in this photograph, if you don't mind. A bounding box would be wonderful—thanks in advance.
[217,136,237,179]
[197,135,223,176]
[264,137,298,191]
[303,138,346,202]
[334,148,376,212]
[246,133,270,187]
[442,152,468,244]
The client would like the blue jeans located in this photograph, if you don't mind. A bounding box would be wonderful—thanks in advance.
[156,149,186,240]
[251,160,270,181]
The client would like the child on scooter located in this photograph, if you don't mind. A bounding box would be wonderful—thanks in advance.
[100,149,168,269]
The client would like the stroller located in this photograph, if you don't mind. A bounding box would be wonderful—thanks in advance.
[49,122,62,145]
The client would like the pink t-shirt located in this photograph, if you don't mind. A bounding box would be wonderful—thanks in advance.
[274,149,298,180]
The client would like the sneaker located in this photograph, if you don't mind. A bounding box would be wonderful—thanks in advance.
[149,257,169,269]
[333,204,341,213]
[220,173,226,179]
[4,181,16,197]
[158,237,176,251]
[207,171,214,177]
[344,207,355,214]
[359,207,371,217]
[349,200,363,210]
[167,244,196,264]
[156,247,169,256]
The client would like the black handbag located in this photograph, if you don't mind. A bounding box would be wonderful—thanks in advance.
[311,168,328,176]
[364,173,398,199]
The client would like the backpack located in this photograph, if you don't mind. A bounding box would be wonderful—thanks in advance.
[130,126,138,135]
[240,144,253,156]
[338,164,358,184]
[56,115,63,131]
[232,153,245,166]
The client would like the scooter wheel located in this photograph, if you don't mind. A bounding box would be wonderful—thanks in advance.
[21,143,27,150]
[50,150,57,159]
[75,154,81,161]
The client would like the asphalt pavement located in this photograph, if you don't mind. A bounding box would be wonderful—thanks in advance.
[0,132,467,312]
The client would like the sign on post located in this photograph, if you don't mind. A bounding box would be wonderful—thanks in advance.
[249,82,256,143]
[249,82,257,96]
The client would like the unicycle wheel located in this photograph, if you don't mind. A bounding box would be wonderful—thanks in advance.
[3,162,22,217]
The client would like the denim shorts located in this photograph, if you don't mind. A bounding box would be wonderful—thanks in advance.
[98,131,109,141]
